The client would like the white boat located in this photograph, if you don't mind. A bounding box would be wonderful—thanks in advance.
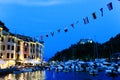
[89,68,98,75]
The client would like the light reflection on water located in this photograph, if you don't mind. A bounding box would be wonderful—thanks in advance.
[0,71,46,80]
[0,70,120,80]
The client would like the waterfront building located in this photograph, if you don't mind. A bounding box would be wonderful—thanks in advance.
[79,39,93,44]
[0,21,44,69]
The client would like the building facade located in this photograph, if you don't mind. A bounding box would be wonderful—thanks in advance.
[0,21,44,69]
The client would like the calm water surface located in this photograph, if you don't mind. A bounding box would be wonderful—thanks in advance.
[0,70,120,80]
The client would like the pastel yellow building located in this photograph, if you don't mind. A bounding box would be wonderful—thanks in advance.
[0,21,44,69]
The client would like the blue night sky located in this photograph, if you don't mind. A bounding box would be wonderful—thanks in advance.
[0,0,120,60]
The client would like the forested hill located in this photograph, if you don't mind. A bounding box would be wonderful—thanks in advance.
[49,33,120,61]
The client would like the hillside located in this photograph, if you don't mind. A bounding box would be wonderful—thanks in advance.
[49,33,120,61]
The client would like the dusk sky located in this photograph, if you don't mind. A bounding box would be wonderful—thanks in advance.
[0,0,120,60]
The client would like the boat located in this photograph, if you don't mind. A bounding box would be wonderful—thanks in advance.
[89,68,98,75]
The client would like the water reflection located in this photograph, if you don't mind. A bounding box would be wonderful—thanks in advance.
[1,70,120,80]
[3,71,46,80]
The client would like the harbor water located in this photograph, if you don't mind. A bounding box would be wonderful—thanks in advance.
[0,70,120,80]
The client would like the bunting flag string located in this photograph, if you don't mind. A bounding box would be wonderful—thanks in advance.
[107,2,113,11]
[39,1,116,39]
[92,12,97,19]
[100,8,104,16]
[51,32,54,36]
[57,29,61,33]
[76,21,79,24]
[64,27,68,32]
[70,23,74,28]
[83,17,89,24]
[46,34,48,37]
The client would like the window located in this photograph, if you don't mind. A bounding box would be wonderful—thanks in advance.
[33,44,35,48]
[8,37,11,42]
[12,46,14,50]
[32,55,34,59]
[17,54,19,59]
[2,45,5,50]
[30,49,32,53]
[36,49,38,53]
[24,47,27,52]
[12,38,14,43]
[16,46,20,52]
[11,53,14,58]
[7,45,10,50]
[18,41,20,45]
[30,43,32,47]
[33,49,35,53]
[0,53,2,58]
[24,54,27,58]
[36,54,39,58]
[36,44,39,47]
[7,53,9,58]
[24,43,28,47]
[1,37,4,42]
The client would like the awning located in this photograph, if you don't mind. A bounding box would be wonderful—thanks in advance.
[24,60,32,63]
[32,61,41,64]
[24,60,42,64]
